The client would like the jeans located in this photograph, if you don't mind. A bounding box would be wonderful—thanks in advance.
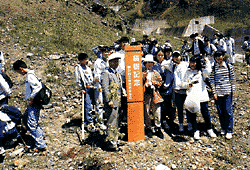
[23,104,46,149]
[94,87,104,120]
[188,102,213,131]
[215,94,234,133]
[84,90,94,125]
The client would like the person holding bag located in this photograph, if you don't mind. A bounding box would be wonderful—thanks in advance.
[183,56,217,140]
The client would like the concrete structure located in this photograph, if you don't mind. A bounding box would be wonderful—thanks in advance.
[182,16,214,37]
[201,24,220,39]
[132,19,170,35]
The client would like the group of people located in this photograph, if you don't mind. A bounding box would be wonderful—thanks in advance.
[74,33,237,151]
[0,32,239,153]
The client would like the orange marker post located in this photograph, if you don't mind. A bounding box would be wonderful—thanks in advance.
[125,45,144,142]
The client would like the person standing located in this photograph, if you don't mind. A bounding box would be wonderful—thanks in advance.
[142,34,151,57]
[150,39,161,57]
[143,54,164,139]
[181,40,191,62]
[13,60,46,152]
[217,34,227,54]
[241,36,250,65]
[225,34,235,64]
[204,37,217,64]
[74,53,96,132]
[93,46,110,129]
[101,52,123,151]
[186,33,206,57]
[165,51,190,132]
[183,56,217,139]
[152,50,174,130]
[210,52,236,139]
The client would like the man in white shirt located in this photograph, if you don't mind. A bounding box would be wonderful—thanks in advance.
[225,34,235,64]
[13,60,46,152]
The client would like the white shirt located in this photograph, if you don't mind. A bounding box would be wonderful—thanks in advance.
[225,37,235,53]
[183,58,211,102]
[218,39,227,53]
[74,64,94,90]
[93,58,109,81]
[164,60,189,91]
[0,74,11,100]
[26,70,42,100]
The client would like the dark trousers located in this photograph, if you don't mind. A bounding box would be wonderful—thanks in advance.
[175,93,191,124]
[188,102,213,131]
[161,94,176,125]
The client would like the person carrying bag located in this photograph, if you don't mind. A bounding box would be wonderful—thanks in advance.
[183,56,217,140]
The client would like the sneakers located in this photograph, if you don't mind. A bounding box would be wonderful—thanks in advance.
[207,129,217,138]
[0,147,5,155]
[194,130,200,140]
[187,123,193,131]
[221,130,226,135]
[179,123,184,132]
[226,133,232,139]
[155,127,164,139]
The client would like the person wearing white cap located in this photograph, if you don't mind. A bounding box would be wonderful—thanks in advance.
[143,54,164,139]
[101,52,123,151]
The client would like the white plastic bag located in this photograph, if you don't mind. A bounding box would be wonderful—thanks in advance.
[184,83,201,114]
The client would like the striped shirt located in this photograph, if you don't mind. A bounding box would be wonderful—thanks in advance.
[210,62,236,96]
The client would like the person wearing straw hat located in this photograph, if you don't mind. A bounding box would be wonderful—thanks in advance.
[143,54,164,139]
[101,52,123,151]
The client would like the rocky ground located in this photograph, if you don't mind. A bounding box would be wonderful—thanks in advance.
[0,41,250,170]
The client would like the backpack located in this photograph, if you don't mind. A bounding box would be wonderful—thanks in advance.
[2,73,13,88]
[33,83,52,105]
[28,71,52,105]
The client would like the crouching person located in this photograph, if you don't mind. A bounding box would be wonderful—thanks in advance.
[143,54,164,139]
[13,60,46,152]
[101,52,123,151]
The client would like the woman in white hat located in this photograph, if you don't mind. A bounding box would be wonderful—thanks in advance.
[143,54,164,139]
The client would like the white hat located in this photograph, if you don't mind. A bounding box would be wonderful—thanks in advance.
[143,54,156,63]
[108,52,123,61]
